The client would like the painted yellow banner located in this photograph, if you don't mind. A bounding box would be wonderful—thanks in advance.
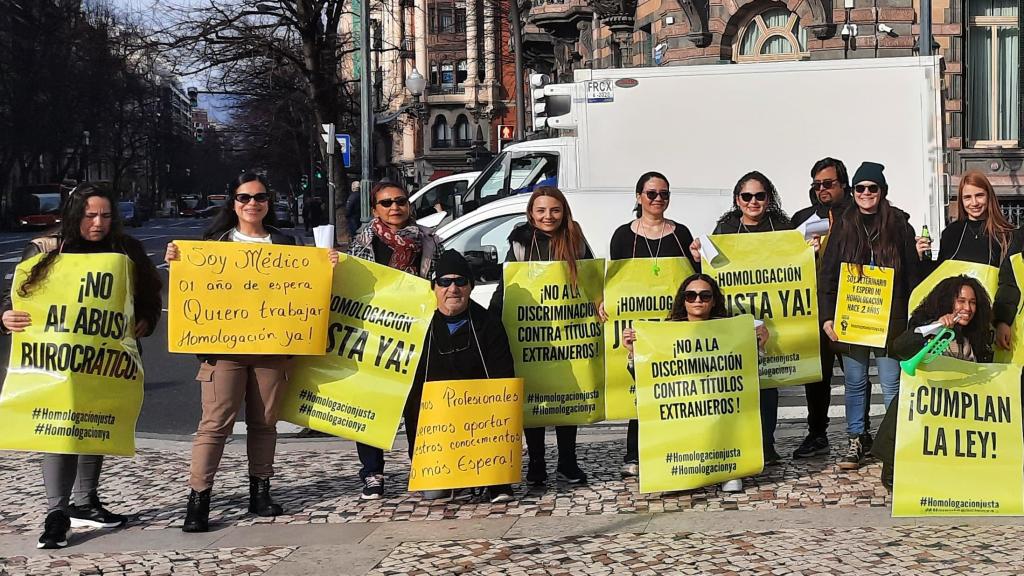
[604,257,694,420]
[909,260,998,313]
[408,378,524,491]
[995,253,1024,365]
[502,260,605,427]
[703,231,820,388]
[0,254,143,456]
[835,263,895,348]
[634,316,764,493]
[280,255,435,449]
[168,240,332,355]
[893,356,1023,516]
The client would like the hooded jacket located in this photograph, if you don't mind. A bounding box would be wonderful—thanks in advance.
[791,186,851,228]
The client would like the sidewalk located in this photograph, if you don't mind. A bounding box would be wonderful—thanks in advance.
[2,423,1023,575]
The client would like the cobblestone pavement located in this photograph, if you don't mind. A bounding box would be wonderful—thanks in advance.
[0,430,886,537]
[371,526,1024,575]
[1,547,295,576]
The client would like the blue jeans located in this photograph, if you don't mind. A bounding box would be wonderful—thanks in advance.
[841,346,901,436]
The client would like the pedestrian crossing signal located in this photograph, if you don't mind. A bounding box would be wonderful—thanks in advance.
[498,125,515,142]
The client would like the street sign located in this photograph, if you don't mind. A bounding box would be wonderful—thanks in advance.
[336,134,352,168]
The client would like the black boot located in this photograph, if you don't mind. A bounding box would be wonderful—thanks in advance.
[182,488,211,533]
[248,476,283,517]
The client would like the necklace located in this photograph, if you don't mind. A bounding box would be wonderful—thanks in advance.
[638,218,666,276]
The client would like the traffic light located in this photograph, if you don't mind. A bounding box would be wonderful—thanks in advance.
[187,87,198,108]
[194,126,204,143]
[314,164,324,180]
[301,175,309,190]
[529,74,551,131]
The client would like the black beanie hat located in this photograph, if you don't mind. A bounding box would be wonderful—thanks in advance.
[852,162,887,191]
[433,249,472,283]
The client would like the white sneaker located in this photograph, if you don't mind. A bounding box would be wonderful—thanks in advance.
[721,479,743,492]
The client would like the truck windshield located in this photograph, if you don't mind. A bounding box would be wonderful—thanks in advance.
[470,151,559,209]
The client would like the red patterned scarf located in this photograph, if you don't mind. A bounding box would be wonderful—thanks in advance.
[372,218,423,273]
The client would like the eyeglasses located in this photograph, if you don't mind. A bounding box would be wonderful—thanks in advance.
[235,193,270,204]
[376,197,409,208]
[644,191,670,201]
[738,192,767,203]
[854,184,881,194]
[436,276,469,288]
[683,290,714,303]
[811,179,838,191]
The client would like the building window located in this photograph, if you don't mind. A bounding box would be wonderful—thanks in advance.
[638,25,653,67]
[454,115,472,147]
[441,62,455,86]
[736,7,808,62]
[455,7,467,33]
[439,8,455,33]
[430,61,439,85]
[433,116,452,148]
[968,0,1019,145]
[457,60,468,85]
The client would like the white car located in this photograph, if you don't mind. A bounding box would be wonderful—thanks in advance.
[435,186,733,306]
[409,171,480,229]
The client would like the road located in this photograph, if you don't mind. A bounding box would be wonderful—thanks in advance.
[0,217,311,435]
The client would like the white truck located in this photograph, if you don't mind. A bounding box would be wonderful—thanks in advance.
[452,56,945,240]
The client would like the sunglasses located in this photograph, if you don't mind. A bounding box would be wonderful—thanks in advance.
[376,197,409,208]
[436,276,469,288]
[643,191,670,201]
[235,193,270,204]
[854,184,881,194]
[811,179,838,191]
[683,290,714,303]
[738,192,767,203]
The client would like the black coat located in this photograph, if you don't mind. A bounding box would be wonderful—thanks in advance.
[712,213,793,234]
[488,222,594,315]
[1,233,162,335]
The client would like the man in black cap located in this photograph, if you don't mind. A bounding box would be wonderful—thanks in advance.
[403,249,517,503]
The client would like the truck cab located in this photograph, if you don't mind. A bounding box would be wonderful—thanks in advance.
[458,138,576,215]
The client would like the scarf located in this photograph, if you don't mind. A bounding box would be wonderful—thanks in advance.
[372,218,423,273]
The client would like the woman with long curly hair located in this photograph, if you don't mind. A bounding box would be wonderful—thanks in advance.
[622,273,768,492]
[873,275,993,488]
[2,184,162,549]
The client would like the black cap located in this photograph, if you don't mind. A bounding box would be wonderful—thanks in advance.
[852,162,887,191]
[434,249,472,283]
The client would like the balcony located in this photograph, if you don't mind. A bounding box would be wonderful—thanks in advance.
[430,84,466,95]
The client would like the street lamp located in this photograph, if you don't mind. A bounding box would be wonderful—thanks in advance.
[406,69,426,98]
[373,69,428,125]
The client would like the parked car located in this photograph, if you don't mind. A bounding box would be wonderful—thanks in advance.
[274,201,294,227]
[196,205,220,218]
[119,201,141,227]
[179,195,201,217]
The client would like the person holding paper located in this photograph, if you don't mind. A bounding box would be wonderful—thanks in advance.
[689,171,789,465]
[788,158,852,460]
[622,273,769,492]
[411,249,517,502]
[489,186,594,487]
[607,171,698,478]
[1,184,162,549]
[165,173,339,532]
[874,275,993,489]
[819,162,922,471]
[347,181,441,500]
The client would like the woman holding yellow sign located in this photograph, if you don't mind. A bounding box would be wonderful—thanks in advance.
[166,173,338,532]
[623,273,769,492]
[2,184,162,549]
[608,171,698,478]
[347,181,441,500]
[690,171,790,466]
[489,186,594,487]
[820,162,923,471]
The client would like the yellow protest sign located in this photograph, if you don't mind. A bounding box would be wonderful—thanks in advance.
[909,260,998,313]
[834,263,895,348]
[0,254,143,456]
[634,316,764,493]
[280,255,435,449]
[502,260,605,427]
[703,231,820,388]
[168,240,332,355]
[995,253,1024,365]
[604,257,694,420]
[408,378,524,491]
[893,356,1023,516]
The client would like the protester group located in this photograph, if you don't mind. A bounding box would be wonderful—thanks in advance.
[3,157,1023,550]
